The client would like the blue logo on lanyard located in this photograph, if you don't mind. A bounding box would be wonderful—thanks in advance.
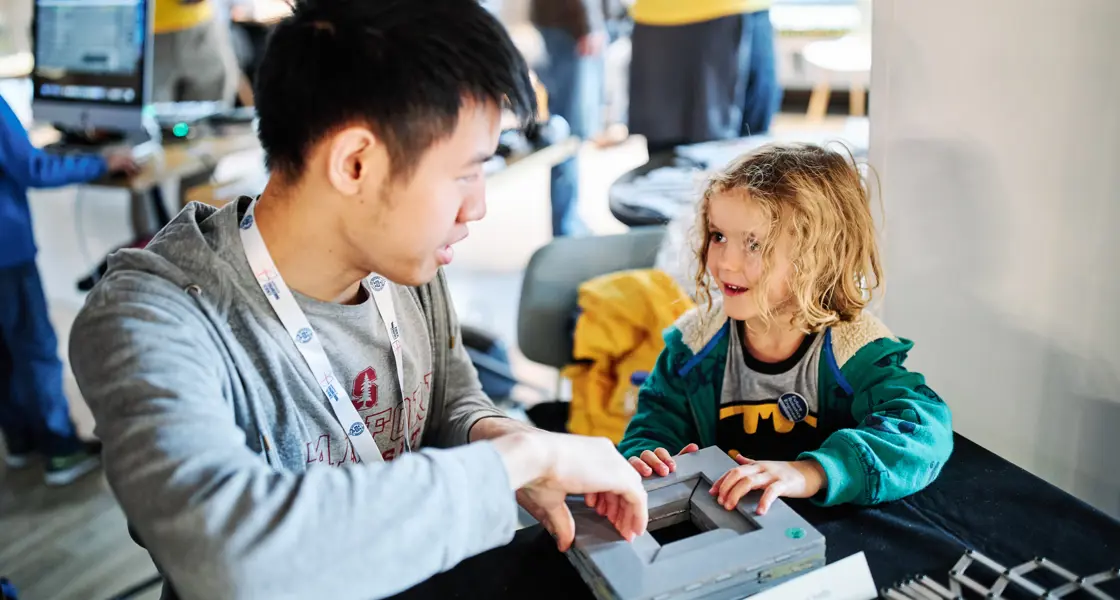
[295,328,313,344]
[262,281,281,301]
[371,276,386,292]
[325,384,340,403]
[349,422,365,436]
[239,214,254,230]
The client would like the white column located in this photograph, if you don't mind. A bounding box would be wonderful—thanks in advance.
[870,0,1120,517]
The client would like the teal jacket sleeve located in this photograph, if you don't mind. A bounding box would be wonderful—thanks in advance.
[617,332,701,459]
[800,338,953,506]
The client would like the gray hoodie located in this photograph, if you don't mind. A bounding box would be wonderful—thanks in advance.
[69,198,519,600]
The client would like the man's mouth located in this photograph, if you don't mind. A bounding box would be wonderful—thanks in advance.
[722,283,748,297]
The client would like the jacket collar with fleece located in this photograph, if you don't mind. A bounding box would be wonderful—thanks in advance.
[668,296,898,397]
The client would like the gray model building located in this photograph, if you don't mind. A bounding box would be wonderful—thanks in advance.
[566,446,826,600]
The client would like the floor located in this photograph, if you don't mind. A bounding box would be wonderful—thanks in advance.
[0,100,854,599]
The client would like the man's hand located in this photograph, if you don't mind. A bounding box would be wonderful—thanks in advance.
[104,151,140,176]
[710,456,827,515]
[492,430,647,552]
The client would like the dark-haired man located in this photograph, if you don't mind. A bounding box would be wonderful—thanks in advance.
[68,1,647,598]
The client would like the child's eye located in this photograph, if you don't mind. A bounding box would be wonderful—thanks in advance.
[747,237,762,253]
[708,231,726,244]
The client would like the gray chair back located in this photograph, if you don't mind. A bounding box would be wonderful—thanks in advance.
[517,227,667,369]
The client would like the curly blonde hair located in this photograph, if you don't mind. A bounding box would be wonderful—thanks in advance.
[692,142,883,332]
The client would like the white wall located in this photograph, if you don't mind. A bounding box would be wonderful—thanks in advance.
[870,0,1120,517]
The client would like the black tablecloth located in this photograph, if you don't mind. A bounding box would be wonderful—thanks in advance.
[393,434,1120,599]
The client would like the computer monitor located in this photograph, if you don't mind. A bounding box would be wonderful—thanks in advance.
[31,0,153,136]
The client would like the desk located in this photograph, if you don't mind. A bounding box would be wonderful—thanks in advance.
[93,125,260,196]
[392,434,1120,599]
[32,123,262,240]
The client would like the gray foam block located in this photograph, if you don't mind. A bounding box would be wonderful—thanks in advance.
[565,446,826,600]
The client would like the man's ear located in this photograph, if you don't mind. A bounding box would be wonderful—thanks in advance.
[325,126,382,195]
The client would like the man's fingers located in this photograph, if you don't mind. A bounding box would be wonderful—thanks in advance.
[653,447,676,472]
[629,456,654,478]
[734,453,755,465]
[620,487,649,541]
[640,450,670,477]
[758,481,786,516]
[585,492,598,508]
[677,443,699,456]
[605,492,620,526]
[546,503,576,552]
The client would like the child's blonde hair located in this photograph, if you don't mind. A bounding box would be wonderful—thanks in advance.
[692,142,883,332]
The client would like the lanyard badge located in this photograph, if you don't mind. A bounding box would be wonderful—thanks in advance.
[239,200,410,463]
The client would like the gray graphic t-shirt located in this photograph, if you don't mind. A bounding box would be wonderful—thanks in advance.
[294,281,433,465]
[719,321,827,461]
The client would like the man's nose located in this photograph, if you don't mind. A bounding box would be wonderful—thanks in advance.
[460,189,487,223]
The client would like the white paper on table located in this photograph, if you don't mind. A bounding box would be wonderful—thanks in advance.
[744,552,878,600]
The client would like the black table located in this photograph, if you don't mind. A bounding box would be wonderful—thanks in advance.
[394,434,1120,599]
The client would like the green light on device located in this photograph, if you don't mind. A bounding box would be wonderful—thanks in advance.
[172,122,189,137]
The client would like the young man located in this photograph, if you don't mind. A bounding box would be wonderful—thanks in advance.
[68,1,647,599]
[0,95,136,485]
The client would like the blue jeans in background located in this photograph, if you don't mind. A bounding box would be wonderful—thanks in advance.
[737,10,782,137]
[535,27,603,237]
[0,261,81,457]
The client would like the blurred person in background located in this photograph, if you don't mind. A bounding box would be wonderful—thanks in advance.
[153,0,240,104]
[0,95,137,485]
[627,0,782,153]
[530,0,609,237]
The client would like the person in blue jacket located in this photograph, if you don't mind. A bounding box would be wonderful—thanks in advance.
[0,95,138,485]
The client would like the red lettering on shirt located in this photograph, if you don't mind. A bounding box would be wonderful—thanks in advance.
[305,434,331,465]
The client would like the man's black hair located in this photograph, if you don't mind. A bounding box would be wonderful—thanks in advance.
[254,0,536,182]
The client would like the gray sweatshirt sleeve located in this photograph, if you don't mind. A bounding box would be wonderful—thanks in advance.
[69,274,519,600]
[429,273,511,447]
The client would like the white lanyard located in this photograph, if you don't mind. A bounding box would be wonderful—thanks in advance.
[238,199,408,463]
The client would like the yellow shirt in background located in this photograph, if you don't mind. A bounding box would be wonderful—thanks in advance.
[629,0,772,26]
[154,0,213,34]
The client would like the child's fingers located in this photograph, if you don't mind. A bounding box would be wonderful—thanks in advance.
[717,464,762,501]
[585,492,598,508]
[709,471,728,495]
[628,456,654,477]
[757,481,787,515]
[640,450,670,477]
[722,469,773,510]
[653,447,676,472]
[677,443,700,456]
[734,453,755,465]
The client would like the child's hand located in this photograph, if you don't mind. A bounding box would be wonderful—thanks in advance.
[585,443,699,525]
[628,443,700,477]
[710,455,827,515]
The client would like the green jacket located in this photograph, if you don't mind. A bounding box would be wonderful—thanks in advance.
[618,301,954,507]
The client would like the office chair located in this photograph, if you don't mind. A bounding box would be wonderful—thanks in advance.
[517,227,667,385]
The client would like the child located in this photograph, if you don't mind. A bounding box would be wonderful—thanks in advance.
[607,143,953,517]
[0,94,137,485]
